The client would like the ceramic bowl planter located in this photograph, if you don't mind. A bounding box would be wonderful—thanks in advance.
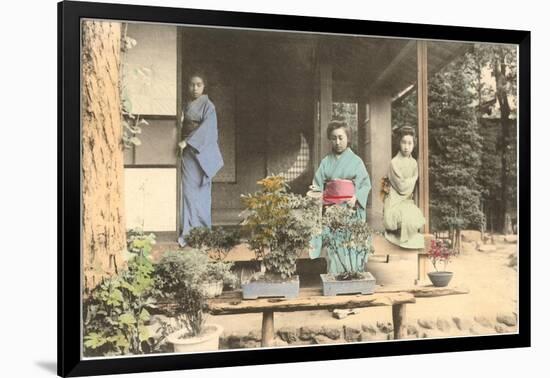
[241,275,299,299]
[427,271,453,287]
[426,239,458,287]
[167,324,224,353]
[321,272,376,296]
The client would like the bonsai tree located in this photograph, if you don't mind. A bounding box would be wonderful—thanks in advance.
[154,249,234,337]
[427,238,458,272]
[322,204,374,280]
[184,226,239,288]
[241,174,321,280]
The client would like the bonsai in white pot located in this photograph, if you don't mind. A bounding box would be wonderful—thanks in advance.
[184,227,239,297]
[155,249,225,352]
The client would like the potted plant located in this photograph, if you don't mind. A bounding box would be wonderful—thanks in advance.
[184,227,239,297]
[83,229,161,356]
[426,238,458,287]
[154,249,224,352]
[240,175,321,299]
[320,205,376,296]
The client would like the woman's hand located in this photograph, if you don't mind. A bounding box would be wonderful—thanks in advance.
[346,195,357,207]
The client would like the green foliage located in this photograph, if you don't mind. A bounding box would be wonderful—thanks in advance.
[183,226,239,287]
[185,226,240,261]
[466,44,518,232]
[393,45,518,235]
[83,230,159,356]
[120,24,149,150]
[205,260,237,287]
[83,230,162,356]
[126,228,156,257]
[154,249,211,337]
[241,175,321,279]
[184,227,211,250]
[428,56,485,241]
[321,204,374,279]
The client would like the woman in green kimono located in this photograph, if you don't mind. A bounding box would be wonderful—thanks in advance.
[383,126,425,249]
[309,121,371,273]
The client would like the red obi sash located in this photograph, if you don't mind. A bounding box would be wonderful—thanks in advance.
[323,179,355,205]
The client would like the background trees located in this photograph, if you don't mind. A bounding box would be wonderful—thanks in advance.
[392,43,517,243]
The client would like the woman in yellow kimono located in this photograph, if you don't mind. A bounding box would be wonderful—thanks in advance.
[383,126,425,249]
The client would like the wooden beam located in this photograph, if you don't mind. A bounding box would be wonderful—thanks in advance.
[357,100,368,164]
[319,63,333,160]
[175,28,184,236]
[312,43,321,170]
[417,40,430,233]
[366,94,392,230]
[365,40,416,97]
[157,285,468,316]
[207,292,415,315]
[377,285,469,297]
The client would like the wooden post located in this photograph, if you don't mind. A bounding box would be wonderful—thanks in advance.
[319,63,333,161]
[417,254,428,284]
[367,94,392,230]
[261,310,275,347]
[392,304,407,339]
[357,101,368,164]
[417,40,430,233]
[175,28,184,237]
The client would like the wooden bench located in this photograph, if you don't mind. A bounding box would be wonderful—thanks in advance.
[207,285,468,346]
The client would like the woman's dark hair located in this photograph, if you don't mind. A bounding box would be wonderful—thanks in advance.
[396,125,417,146]
[187,71,208,91]
[326,120,352,147]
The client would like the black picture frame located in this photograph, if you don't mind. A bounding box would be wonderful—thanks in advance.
[58,1,531,376]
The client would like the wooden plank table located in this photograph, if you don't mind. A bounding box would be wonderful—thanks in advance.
[207,285,468,346]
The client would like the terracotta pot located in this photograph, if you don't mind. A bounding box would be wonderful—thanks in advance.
[167,324,224,353]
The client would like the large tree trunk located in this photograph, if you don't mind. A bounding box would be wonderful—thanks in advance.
[493,48,511,234]
[81,20,126,294]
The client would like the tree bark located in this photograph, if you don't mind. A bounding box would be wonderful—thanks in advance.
[81,20,126,294]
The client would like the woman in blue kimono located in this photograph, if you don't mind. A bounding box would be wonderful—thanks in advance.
[177,73,224,247]
[309,121,372,273]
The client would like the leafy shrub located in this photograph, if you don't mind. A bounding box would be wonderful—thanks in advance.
[185,226,240,261]
[83,229,159,356]
[154,249,210,337]
[241,175,321,279]
[83,229,162,356]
